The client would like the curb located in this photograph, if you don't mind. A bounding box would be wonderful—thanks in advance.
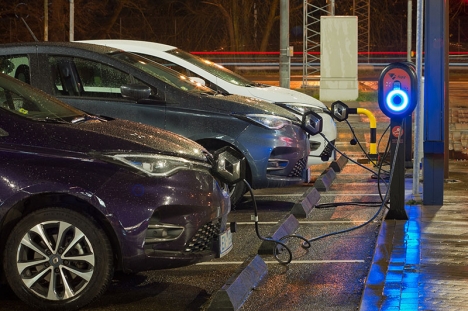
[203,255,268,311]
[314,167,337,191]
[329,154,349,172]
[257,213,299,254]
[290,187,321,218]
[359,219,398,311]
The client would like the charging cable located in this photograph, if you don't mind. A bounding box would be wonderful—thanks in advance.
[302,119,404,247]
[243,179,311,265]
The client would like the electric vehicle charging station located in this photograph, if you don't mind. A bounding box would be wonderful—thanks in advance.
[378,62,418,220]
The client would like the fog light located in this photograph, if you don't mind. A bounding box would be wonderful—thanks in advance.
[145,223,184,243]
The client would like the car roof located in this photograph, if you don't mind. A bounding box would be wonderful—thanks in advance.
[77,39,176,53]
[0,41,123,55]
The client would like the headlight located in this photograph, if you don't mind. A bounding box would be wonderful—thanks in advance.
[243,114,292,129]
[109,154,211,177]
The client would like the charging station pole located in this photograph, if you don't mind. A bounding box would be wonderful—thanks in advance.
[378,62,417,220]
[387,118,407,219]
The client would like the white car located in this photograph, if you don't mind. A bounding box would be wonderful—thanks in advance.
[78,39,337,166]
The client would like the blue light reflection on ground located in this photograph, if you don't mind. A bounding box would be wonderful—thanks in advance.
[362,205,425,310]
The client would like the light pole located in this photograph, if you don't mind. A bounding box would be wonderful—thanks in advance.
[69,0,74,41]
[44,0,48,41]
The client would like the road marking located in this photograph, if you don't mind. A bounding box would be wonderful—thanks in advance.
[197,259,365,265]
[318,193,384,196]
[236,221,369,225]
[299,220,369,224]
[250,193,383,197]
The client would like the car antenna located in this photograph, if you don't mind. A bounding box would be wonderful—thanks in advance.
[15,3,39,42]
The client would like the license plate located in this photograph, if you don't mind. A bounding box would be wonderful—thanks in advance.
[219,227,233,258]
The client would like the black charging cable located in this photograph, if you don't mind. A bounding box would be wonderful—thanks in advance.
[301,119,404,247]
[242,111,402,262]
[243,179,311,265]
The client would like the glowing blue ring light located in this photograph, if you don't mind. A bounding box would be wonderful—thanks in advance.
[386,89,409,112]
[378,62,417,119]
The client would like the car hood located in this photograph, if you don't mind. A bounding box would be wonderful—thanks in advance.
[247,85,327,109]
[51,119,209,162]
[205,94,300,121]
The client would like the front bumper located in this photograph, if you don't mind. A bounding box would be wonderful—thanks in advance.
[94,168,232,273]
[235,123,310,189]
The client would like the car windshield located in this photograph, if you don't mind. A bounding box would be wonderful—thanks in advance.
[0,74,85,122]
[110,52,217,95]
[167,49,258,87]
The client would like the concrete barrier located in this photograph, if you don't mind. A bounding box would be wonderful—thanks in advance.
[204,255,268,311]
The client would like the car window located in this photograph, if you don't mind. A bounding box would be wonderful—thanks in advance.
[0,87,41,114]
[0,83,83,122]
[49,56,152,99]
[0,55,31,84]
[110,52,216,95]
[136,54,189,75]
[167,49,255,87]
[138,53,229,93]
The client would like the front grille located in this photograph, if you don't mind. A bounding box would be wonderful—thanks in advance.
[288,157,307,177]
[184,221,220,253]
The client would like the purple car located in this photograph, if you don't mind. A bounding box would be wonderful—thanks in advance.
[0,73,238,310]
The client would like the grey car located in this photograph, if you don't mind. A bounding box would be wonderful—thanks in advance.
[0,42,321,204]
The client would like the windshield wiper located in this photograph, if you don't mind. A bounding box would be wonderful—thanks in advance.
[33,117,69,124]
[245,82,267,88]
[200,91,217,96]
[71,114,107,124]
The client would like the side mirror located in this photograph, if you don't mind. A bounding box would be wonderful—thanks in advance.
[302,111,323,136]
[331,101,349,122]
[211,146,246,185]
[121,84,152,100]
[0,59,14,74]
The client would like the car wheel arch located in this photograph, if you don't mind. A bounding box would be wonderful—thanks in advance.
[3,206,114,310]
[0,192,123,277]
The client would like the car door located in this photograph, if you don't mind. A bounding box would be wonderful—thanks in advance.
[44,55,167,129]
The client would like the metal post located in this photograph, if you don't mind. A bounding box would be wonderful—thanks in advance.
[69,0,74,42]
[405,115,413,168]
[423,0,448,205]
[407,0,412,61]
[368,0,371,62]
[279,0,290,88]
[44,0,48,41]
[386,119,408,220]
[412,0,424,198]
[349,108,378,161]
[329,0,335,15]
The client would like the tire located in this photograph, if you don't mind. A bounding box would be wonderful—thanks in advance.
[3,207,114,311]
